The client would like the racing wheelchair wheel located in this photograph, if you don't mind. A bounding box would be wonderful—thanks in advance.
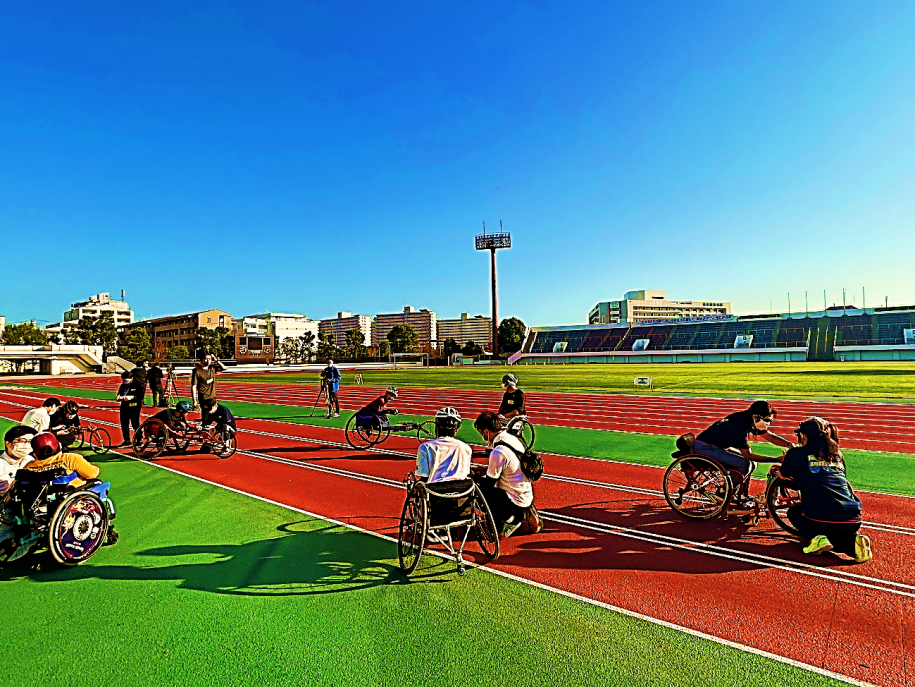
[88,427,112,455]
[397,488,428,574]
[663,455,732,520]
[472,487,500,561]
[132,419,169,459]
[505,416,536,451]
[344,414,389,449]
[48,490,110,565]
[765,476,802,536]
[213,431,237,459]
[415,420,435,442]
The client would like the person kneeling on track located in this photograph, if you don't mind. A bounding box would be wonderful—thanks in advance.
[1,426,37,496]
[49,400,82,449]
[153,400,193,434]
[21,398,62,434]
[199,399,237,454]
[693,400,796,502]
[24,433,101,490]
[497,374,525,423]
[415,407,472,484]
[778,417,872,563]
[473,411,542,538]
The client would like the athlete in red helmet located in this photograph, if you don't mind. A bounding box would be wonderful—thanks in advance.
[24,433,101,489]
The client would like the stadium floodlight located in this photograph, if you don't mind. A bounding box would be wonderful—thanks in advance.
[474,221,512,357]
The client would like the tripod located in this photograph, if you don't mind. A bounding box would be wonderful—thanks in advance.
[164,362,181,408]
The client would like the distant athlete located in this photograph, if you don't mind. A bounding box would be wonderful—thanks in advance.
[497,374,525,421]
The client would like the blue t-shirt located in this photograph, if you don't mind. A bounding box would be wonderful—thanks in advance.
[778,447,861,523]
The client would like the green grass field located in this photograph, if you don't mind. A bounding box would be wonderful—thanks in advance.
[0,416,848,687]
[232,361,915,401]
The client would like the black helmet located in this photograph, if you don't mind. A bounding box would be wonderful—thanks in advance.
[64,400,79,416]
[502,373,519,387]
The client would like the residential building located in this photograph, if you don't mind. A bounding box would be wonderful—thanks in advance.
[437,313,492,349]
[235,312,319,344]
[374,306,437,351]
[120,309,233,354]
[319,312,373,349]
[589,290,731,325]
[64,293,134,328]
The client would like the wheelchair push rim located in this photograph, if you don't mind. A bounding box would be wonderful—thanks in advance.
[663,454,733,520]
[415,420,435,442]
[765,476,802,536]
[48,490,109,565]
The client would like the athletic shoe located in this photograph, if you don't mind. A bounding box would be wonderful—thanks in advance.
[853,534,873,563]
[803,535,834,555]
[524,505,544,534]
[323,413,331,419]
[499,518,521,539]
[333,412,340,418]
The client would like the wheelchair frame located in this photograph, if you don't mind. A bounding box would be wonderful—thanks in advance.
[662,453,801,534]
[344,411,435,449]
[132,417,237,459]
[397,473,500,576]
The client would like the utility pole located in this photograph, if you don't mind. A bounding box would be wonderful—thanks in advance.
[474,221,512,357]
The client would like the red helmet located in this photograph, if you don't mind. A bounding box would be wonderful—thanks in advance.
[31,432,61,460]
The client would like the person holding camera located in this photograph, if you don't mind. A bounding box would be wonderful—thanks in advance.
[192,352,226,424]
[320,358,341,418]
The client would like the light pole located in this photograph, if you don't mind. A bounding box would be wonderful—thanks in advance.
[475,221,511,358]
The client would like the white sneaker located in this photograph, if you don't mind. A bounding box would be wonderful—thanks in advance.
[332,412,340,418]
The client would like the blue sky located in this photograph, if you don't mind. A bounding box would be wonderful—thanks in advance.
[2,2,914,327]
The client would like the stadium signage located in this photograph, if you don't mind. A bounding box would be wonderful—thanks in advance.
[640,314,736,326]
[634,376,653,390]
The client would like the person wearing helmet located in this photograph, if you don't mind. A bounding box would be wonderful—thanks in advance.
[153,400,194,434]
[199,399,237,454]
[49,400,82,448]
[415,407,472,483]
[1,426,37,496]
[21,398,62,434]
[778,417,872,563]
[473,411,542,538]
[360,387,400,418]
[23,432,100,490]
[498,374,525,421]
[320,359,341,418]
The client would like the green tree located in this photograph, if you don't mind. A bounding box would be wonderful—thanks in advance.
[73,313,118,357]
[498,317,527,355]
[214,326,235,359]
[1,322,49,345]
[387,324,418,353]
[280,337,297,363]
[316,330,336,360]
[298,331,316,363]
[167,345,190,360]
[461,340,484,356]
[343,328,366,359]
[196,327,222,357]
[118,327,152,364]
[378,341,389,358]
[442,337,460,359]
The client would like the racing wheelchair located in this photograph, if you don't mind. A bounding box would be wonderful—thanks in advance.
[344,411,436,449]
[397,472,500,576]
[132,418,237,459]
[0,467,118,566]
[503,414,536,451]
[662,433,801,534]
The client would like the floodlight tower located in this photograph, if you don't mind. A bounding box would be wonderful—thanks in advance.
[474,221,511,357]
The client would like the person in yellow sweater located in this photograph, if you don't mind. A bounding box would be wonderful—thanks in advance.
[24,433,100,489]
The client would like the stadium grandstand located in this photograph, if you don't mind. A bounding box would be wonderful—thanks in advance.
[509,306,915,365]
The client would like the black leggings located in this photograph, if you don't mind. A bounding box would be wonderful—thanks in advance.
[477,482,525,528]
[787,504,861,556]
[120,405,142,443]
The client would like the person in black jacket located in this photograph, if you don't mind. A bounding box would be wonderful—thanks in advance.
[115,371,145,447]
[131,360,150,403]
[49,400,82,448]
[148,362,166,408]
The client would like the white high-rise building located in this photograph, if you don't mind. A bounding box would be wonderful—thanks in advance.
[589,290,731,325]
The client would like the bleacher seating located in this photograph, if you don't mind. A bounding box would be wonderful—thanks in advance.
[775,318,816,348]
[834,315,873,346]
[875,312,915,345]
[691,324,723,350]
[662,326,694,350]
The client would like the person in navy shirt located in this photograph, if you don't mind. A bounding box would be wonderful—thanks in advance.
[778,416,872,563]
[320,359,342,418]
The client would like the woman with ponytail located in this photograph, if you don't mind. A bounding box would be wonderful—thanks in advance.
[778,417,872,562]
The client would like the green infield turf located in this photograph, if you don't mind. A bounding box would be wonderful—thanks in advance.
[227,361,915,401]
[11,385,915,497]
[0,417,849,687]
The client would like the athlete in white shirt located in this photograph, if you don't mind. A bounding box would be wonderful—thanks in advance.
[415,407,471,483]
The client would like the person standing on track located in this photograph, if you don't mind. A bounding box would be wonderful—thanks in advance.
[115,371,145,447]
[778,416,872,563]
[148,362,166,408]
[21,398,62,434]
[497,374,525,422]
[320,359,341,418]
[192,352,226,423]
[131,360,150,403]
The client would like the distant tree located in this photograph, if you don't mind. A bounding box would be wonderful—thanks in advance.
[442,337,460,359]
[316,330,337,360]
[167,345,190,360]
[498,317,527,355]
[280,337,296,363]
[73,313,118,357]
[378,341,389,358]
[118,327,152,364]
[298,331,316,363]
[461,340,484,356]
[196,327,221,356]
[387,324,418,353]
[151,338,167,363]
[343,328,367,359]
[214,326,235,359]
[0,322,49,346]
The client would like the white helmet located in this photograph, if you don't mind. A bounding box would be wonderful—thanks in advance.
[434,406,462,430]
[502,373,519,387]
[385,387,399,398]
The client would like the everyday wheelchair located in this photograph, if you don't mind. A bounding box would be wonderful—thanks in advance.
[397,473,500,576]
[663,434,801,534]
[0,467,118,566]
[344,411,434,449]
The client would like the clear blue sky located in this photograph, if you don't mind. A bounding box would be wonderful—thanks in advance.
[2,2,914,327]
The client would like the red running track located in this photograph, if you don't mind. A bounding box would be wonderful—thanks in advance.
[1,388,913,686]
[25,375,915,453]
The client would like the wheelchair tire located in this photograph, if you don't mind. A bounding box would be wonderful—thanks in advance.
[344,415,389,449]
[505,416,536,451]
[397,490,428,574]
[416,420,435,442]
[133,419,169,459]
[48,490,109,565]
[89,427,112,455]
[472,487,500,561]
[213,433,237,459]
[765,477,802,536]
[663,455,732,520]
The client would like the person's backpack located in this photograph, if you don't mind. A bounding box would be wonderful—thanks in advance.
[494,441,544,482]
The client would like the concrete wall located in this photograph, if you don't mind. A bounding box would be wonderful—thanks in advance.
[834,345,915,362]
